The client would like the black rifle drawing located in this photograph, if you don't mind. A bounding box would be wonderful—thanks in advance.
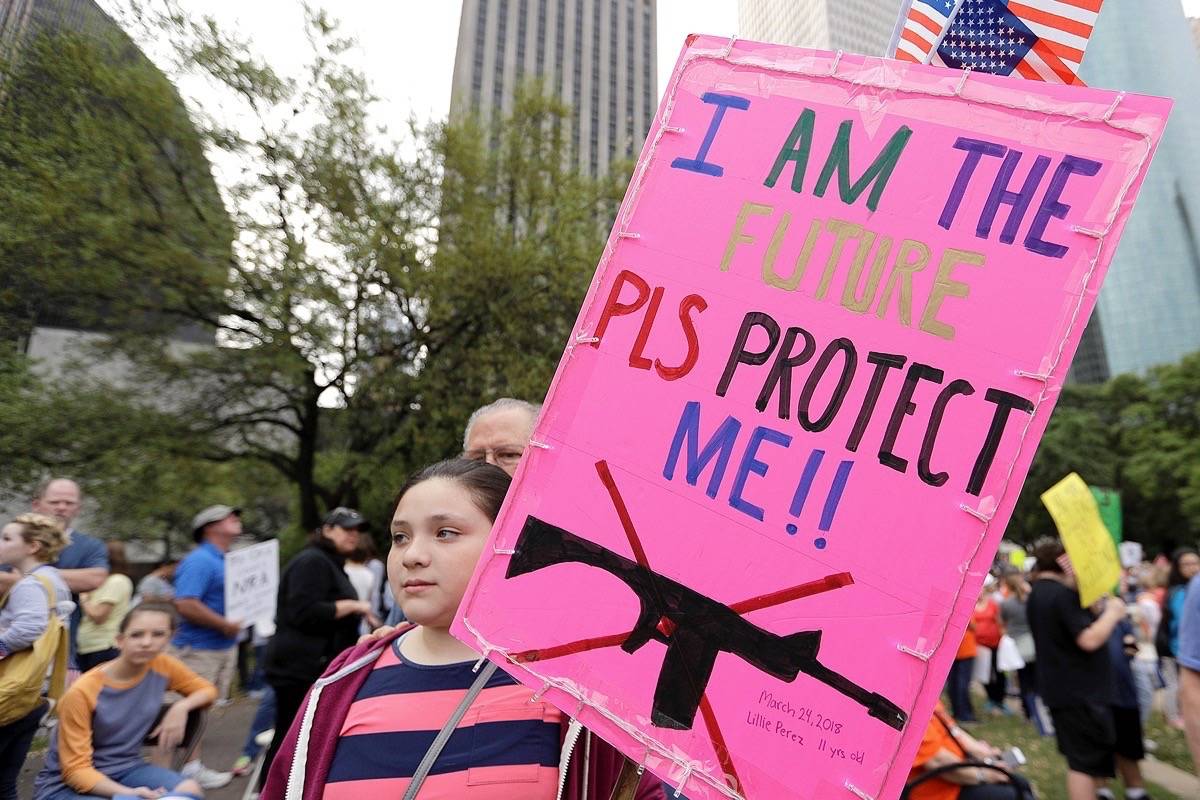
[506,515,909,733]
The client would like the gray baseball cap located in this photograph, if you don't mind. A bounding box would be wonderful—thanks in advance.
[191,504,241,540]
[323,507,368,530]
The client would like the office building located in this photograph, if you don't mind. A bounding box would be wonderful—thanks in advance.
[739,0,898,55]
[450,0,657,176]
[1071,0,1200,380]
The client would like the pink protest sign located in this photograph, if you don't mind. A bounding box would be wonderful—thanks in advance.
[452,36,1170,800]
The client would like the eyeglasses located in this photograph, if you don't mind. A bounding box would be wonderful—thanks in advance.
[463,447,525,467]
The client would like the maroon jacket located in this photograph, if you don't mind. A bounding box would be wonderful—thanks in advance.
[260,627,664,800]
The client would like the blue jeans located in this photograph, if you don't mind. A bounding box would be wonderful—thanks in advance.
[38,763,195,800]
[0,702,46,800]
[948,656,977,721]
[1132,658,1159,726]
[242,685,277,758]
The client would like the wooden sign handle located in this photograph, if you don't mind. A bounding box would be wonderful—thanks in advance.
[607,756,646,800]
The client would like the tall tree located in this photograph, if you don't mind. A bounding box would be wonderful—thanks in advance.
[0,4,623,534]
[1008,354,1200,552]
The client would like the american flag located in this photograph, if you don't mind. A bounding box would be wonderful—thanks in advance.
[932,0,1105,85]
[891,0,964,64]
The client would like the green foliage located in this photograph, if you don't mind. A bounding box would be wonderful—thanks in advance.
[1008,353,1200,553]
[0,5,620,538]
[0,25,233,341]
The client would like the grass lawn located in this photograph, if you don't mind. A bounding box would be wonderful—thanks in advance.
[963,708,1190,800]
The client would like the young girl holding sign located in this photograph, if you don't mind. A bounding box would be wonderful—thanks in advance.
[261,459,663,799]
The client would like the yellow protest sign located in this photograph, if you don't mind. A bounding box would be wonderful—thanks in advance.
[1009,549,1027,569]
[1041,473,1122,607]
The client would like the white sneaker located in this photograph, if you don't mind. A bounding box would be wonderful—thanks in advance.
[181,761,233,789]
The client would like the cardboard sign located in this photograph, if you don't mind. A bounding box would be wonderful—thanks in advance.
[1090,485,1123,544]
[453,37,1169,800]
[224,539,278,627]
[1119,540,1144,569]
[1043,474,1123,607]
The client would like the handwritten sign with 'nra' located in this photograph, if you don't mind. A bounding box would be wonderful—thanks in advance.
[225,539,278,628]
[453,37,1170,800]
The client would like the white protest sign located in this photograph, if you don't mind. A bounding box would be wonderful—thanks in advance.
[225,539,279,627]
[1119,541,1144,569]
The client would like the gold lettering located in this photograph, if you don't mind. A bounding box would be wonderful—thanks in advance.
[875,239,930,326]
[841,233,890,313]
[720,201,774,272]
[816,219,863,300]
[763,215,822,291]
[920,248,985,340]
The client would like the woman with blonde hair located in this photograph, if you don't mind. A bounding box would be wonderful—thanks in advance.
[0,513,72,800]
[77,540,134,671]
[1000,570,1044,733]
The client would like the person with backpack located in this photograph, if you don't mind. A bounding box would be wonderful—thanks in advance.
[0,513,72,800]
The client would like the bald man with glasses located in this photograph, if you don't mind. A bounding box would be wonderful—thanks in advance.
[461,398,540,477]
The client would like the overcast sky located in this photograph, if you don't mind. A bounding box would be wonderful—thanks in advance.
[102,1,1198,133]
[112,1,739,132]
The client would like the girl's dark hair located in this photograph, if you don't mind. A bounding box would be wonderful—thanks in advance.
[119,602,178,634]
[1168,547,1199,587]
[391,459,512,523]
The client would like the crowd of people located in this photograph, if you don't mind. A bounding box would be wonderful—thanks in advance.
[909,541,1200,800]
[2,397,1200,799]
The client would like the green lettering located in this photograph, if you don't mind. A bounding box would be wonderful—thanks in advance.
[814,122,913,212]
[763,109,816,192]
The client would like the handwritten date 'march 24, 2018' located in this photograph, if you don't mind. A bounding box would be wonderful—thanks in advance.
[452,40,1170,800]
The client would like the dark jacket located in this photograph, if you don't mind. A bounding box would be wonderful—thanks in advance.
[260,627,665,800]
[263,539,361,687]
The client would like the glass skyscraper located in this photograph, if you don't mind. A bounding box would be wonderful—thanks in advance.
[1071,0,1200,380]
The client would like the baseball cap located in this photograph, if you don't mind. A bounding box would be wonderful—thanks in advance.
[324,507,368,530]
[191,504,241,541]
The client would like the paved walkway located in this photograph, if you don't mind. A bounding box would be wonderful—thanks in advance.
[1142,754,1200,799]
[19,696,263,800]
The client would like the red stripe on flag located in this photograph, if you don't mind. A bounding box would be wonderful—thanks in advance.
[1051,0,1103,13]
[1008,1,1095,39]
[1031,39,1084,85]
[901,28,935,55]
[1014,60,1043,81]
[1040,39,1085,65]
[909,8,944,36]
[895,48,923,63]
